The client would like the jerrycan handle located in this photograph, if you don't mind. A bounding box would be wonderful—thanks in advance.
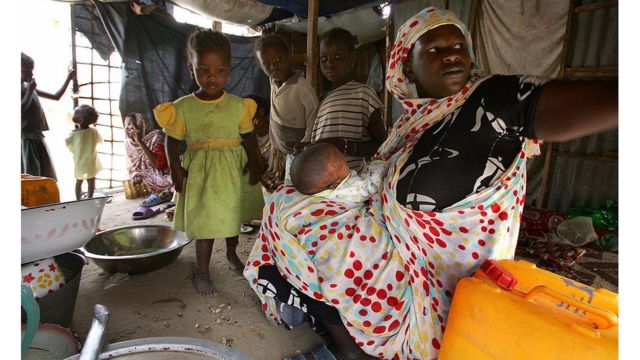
[524,286,618,330]
[21,284,40,355]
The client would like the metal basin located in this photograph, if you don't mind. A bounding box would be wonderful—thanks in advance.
[81,225,191,274]
[21,197,109,264]
[63,337,252,359]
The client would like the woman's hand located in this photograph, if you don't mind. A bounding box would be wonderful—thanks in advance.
[131,130,143,145]
[171,166,187,193]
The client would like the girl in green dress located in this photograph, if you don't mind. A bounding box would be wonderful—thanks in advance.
[154,29,266,297]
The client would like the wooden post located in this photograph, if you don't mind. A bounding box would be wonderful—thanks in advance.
[539,0,576,208]
[306,0,319,92]
[70,3,79,108]
[383,3,394,129]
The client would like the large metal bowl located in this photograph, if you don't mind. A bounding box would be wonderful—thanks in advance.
[64,336,252,359]
[81,225,191,274]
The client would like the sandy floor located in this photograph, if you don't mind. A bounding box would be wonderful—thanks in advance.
[70,192,320,359]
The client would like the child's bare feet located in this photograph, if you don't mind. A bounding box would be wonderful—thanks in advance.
[192,272,217,297]
[226,252,245,274]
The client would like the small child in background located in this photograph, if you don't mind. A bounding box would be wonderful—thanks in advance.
[154,29,265,297]
[254,34,319,184]
[311,28,387,172]
[290,143,386,203]
[65,105,103,200]
[244,94,283,193]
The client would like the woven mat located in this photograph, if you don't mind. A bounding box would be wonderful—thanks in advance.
[515,244,618,293]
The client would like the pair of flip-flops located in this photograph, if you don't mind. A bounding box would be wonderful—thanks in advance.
[140,190,173,207]
[132,203,175,220]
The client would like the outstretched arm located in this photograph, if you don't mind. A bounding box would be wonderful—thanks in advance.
[36,69,75,101]
[533,79,618,142]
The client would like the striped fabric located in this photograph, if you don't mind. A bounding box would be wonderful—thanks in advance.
[311,81,383,171]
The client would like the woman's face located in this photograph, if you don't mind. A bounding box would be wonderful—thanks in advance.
[403,24,472,99]
[124,117,141,139]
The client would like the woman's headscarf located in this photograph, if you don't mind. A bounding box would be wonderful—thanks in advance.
[377,7,487,159]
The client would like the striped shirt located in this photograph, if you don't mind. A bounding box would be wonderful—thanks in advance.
[311,81,383,171]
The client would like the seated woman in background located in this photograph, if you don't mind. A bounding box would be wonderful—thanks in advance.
[124,112,173,206]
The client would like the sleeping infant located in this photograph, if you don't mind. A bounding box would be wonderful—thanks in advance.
[290,143,386,203]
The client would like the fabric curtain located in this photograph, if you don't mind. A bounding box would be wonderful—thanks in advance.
[475,0,570,78]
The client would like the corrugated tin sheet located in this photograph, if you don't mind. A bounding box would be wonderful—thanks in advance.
[569,0,618,67]
[545,129,618,212]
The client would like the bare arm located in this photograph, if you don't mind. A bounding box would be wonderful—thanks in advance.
[241,132,267,186]
[36,70,75,101]
[133,132,159,169]
[533,79,618,142]
[355,109,387,158]
[165,136,185,192]
[301,86,320,143]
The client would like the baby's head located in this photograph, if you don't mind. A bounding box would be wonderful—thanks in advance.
[255,34,292,84]
[290,143,350,195]
[72,104,99,129]
[186,29,231,100]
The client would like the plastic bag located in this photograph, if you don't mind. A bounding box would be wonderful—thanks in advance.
[103,272,130,289]
[547,216,598,247]
[566,200,618,231]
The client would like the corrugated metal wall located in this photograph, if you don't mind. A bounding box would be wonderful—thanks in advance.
[390,0,618,212]
[545,0,618,212]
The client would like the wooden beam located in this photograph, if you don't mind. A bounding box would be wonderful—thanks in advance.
[564,66,618,78]
[383,3,394,129]
[70,3,79,108]
[575,0,617,13]
[468,0,480,41]
[540,0,576,208]
[559,0,576,79]
[306,0,319,92]
[553,149,618,162]
[537,142,555,209]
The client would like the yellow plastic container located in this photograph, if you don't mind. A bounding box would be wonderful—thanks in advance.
[439,259,618,360]
[21,174,60,207]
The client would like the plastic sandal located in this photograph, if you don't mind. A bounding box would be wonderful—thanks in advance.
[132,206,162,220]
[140,190,172,207]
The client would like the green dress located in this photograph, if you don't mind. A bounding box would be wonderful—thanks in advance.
[154,92,264,239]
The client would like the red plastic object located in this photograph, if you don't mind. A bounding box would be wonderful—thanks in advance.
[479,259,517,290]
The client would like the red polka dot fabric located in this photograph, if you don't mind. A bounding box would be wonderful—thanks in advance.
[244,6,542,359]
